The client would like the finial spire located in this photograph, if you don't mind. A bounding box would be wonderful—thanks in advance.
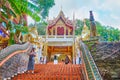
[73,12,75,21]
[89,11,97,37]
[61,5,62,11]
[90,11,95,21]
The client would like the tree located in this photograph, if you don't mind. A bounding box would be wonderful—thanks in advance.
[75,18,120,42]
[36,22,47,35]
[30,0,55,19]
[1,0,35,44]
[75,19,83,35]
[29,22,47,35]
[0,0,55,44]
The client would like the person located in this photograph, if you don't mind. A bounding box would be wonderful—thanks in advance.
[64,55,70,64]
[54,55,58,64]
[27,47,36,73]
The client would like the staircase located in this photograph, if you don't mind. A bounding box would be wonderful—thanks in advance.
[12,62,83,80]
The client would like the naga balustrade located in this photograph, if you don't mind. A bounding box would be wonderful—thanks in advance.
[0,42,8,50]
[0,42,32,79]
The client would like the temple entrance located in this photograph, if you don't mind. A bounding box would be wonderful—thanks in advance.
[43,10,75,64]
[50,54,72,62]
[47,46,73,63]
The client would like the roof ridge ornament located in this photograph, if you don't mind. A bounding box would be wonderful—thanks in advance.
[90,11,95,21]
[73,12,75,22]
[61,5,62,11]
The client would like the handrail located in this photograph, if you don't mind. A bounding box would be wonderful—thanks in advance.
[80,50,89,80]
[79,41,102,80]
[0,42,32,67]
[81,42,96,80]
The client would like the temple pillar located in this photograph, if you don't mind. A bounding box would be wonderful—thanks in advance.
[64,26,66,37]
[55,26,57,36]
[46,43,48,55]
[68,29,70,35]
[44,42,47,64]
[72,43,75,64]
[47,52,51,62]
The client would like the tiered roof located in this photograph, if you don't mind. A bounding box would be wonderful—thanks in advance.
[48,10,74,29]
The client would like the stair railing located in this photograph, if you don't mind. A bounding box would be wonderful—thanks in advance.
[0,42,32,79]
[79,41,102,80]
[0,42,32,66]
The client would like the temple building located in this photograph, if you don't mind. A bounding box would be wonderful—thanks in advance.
[44,10,75,62]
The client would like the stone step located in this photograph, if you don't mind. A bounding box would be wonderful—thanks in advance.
[12,62,82,80]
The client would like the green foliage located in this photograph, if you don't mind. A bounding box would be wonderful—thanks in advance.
[85,19,91,29]
[8,32,15,45]
[96,24,120,41]
[29,22,47,35]
[30,0,55,19]
[1,0,42,23]
[8,0,21,15]
[14,25,28,34]
[76,19,120,41]
[37,22,47,35]
[75,19,83,35]
[1,0,55,45]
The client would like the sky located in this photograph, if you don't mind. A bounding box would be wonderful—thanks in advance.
[49,0,120,29]
[28,0,120,29]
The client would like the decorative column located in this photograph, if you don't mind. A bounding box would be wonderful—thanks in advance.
[68,29,70,35]
[55,26,57,38]
[72,12,76,64]
[37,45,42,63]
[46,26,48,38]
[51,28,53,35]
[43,42,47,64]
[64,26,66,38]
[45,42,48,64]
[72,43,75,64]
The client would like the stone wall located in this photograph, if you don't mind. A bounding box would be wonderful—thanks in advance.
[88,42,120,79]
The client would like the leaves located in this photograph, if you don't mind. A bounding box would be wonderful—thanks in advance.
[28,2,40,13]
[27,10,40,22]
[14,24,28,34]
[30,0,55,18]
[1,0,55,45]
[75,19,84,35]
[8,0,21,15]
[76,19,120,41]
